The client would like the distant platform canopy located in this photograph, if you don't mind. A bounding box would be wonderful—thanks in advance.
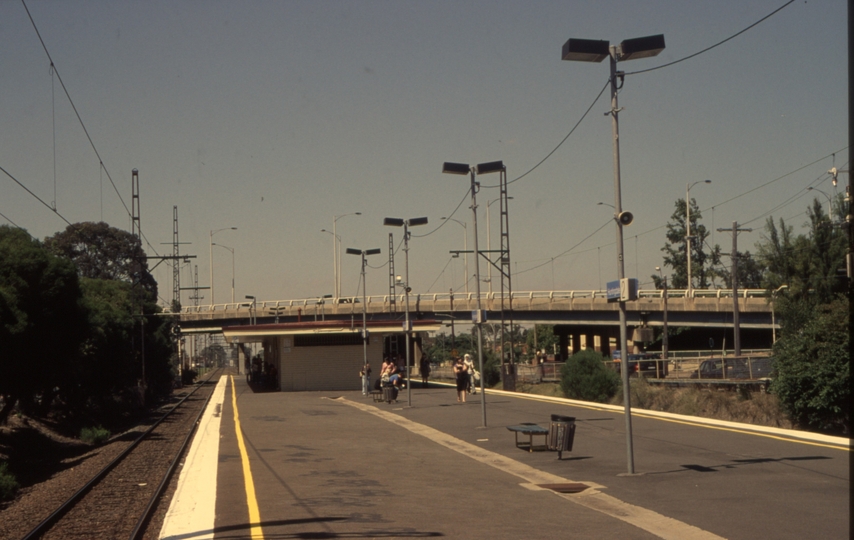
[222,319,443,344]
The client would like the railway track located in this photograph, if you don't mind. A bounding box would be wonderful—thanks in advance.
[20,369,222,540]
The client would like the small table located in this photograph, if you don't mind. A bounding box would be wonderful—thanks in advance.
[507,423,549,452]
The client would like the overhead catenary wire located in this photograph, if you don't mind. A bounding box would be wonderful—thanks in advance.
[20,0,161,257]
[624,0,796,76]
[0,165,74,227]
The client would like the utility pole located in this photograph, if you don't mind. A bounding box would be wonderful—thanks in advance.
[717,221,752,357]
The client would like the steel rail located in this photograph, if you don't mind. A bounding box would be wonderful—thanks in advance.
[21,369,221,540]
[128,375,216,539]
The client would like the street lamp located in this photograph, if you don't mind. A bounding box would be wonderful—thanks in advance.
[209,227,237,306]
[486,197,512,295]
[442,160,505,427]
[440,217,468,294]
[346,247,381,385]
[384,216,429,407]
[807,186,833,218]
[771,284,788,344]
[563,33,665,475]
[333,213,362,299]
[315,294,332,321]
[686,180,711,298]
[212,243,235,304]
[655,266,669,364]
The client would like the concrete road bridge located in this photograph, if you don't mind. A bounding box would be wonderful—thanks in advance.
[172,288,779,355]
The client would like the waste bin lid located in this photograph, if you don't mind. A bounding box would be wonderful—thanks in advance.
[551,414,575,422]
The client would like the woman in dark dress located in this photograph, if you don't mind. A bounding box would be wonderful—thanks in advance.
[453,357,468,403]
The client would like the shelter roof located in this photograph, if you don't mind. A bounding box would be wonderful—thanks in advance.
[222,319,442,343]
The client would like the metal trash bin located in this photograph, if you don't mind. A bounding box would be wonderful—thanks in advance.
[547,414,576,460]
[382,386,397,403]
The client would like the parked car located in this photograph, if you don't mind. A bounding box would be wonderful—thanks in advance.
[689,357,773,379]
[610,351,669,378]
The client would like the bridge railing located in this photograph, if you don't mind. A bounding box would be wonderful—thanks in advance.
[167,288,771,316]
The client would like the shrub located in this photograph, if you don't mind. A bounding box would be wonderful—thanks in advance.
[80,425,111,445]
[771,297,850,435]
[0,461,19,501]
[560,349,620,403]
[182,368,198,385]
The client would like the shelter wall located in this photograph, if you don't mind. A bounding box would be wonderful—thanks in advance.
[276,334,383,392]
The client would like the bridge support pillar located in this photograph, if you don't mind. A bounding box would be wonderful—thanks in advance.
[558,331,570,361]
[600,329,612,358]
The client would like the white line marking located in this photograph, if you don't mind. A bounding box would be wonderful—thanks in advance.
[336,397,725,540]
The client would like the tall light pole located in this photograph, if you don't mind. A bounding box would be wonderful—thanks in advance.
[655,266,668,363]
[563,33,665,475]
[333,213,362,299]
[771,284,788,344]
[443,160,504,427]
[384,216,428,407]
[486,197,512,295]
[209,227,237,306]
[346,247,381,382]
[686,179,711,297]
[212,243,235,304]
[440,217,468,295]
[320,228,341,296]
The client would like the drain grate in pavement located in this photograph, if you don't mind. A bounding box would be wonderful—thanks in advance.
[537,483,589,494]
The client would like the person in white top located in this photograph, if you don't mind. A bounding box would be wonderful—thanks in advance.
[463,353,476,394]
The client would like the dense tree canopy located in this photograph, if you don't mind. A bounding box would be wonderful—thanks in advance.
[45,221,157,302]
[0,226,87,423]
[0,222,176,426]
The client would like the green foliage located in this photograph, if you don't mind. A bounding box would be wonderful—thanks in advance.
[481,351,501,387]
[44,221,158,301]
[770,296,849,434]
[525,325,559,361]
[424,332,476,365]
[560,349,620,403]
[755,201,846,302]
[659,198,722,289]
[80,425,111,445]
[0,461,19,500]
[0,226,87,423]
[182,367,198,385]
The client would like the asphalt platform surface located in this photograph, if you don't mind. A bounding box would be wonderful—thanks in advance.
[161,372,850,539]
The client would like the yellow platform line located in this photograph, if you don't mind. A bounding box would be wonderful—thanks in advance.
[231,375,264,539]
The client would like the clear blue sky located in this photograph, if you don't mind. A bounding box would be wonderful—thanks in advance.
[1,1,847,307]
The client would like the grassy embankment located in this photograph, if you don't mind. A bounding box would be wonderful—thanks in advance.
[514,379,793,429]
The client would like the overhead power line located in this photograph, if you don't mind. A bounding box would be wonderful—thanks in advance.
[625,0,796,76]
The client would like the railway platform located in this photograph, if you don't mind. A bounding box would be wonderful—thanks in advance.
[159,374,850,540]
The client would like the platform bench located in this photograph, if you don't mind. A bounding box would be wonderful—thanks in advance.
[507,423,549,452]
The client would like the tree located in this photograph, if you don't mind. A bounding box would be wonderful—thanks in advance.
[0,226,87,423]
[44,222,157,302]
[560,349,619,403]
[525,325,559,360]
[770,296,849,434]
[46,221,176,408]
[658,198,723,289]
[755,199,846,302]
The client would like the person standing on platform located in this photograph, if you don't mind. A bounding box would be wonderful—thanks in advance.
[453,356,469,403]
[419,357,431,388]
[463,353,475,394]
[360,362,371,396]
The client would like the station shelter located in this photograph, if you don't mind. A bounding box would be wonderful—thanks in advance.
[222,319,442,392]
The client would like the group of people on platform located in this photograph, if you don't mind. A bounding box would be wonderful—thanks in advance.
[246,356,278,391]
[453,353,479,403]
[360,352,482,404]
